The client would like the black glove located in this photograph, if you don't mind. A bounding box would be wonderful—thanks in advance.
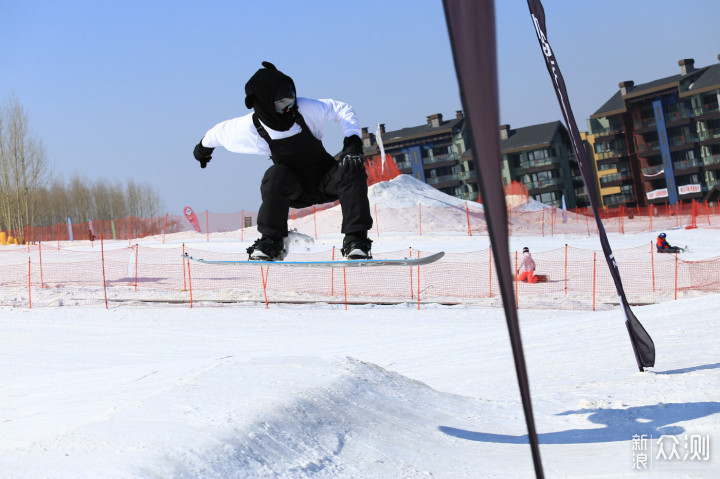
[341,135,363,157]
[193,139,214,168]
[339,154,364,169]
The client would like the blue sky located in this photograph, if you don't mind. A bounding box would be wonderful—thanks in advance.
[2,0,719,215]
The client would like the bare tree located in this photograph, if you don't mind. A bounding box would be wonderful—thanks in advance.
[0,94,50,240]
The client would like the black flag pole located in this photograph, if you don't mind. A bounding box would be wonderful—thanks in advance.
[443,1,544,477]
[525,0,655,371]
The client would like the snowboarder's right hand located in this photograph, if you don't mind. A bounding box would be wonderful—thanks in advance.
[193,140,214,169]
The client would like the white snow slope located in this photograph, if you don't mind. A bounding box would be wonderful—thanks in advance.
[1,175,719,478]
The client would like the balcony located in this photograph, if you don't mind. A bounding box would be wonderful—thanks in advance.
[693,102,720,118]
[664,104,693,124]
[425,174,460,187]
[599,170,632,187]
[591,125,623,138]
[603,192,635,206]
[673,158,701,172]
[633,117,656,131]
[516,156,559,171]
[698,128,720,144]
[668,134,698,148]
[642,164,664,176]
[595,149,628,163]
[702,154,720,170]
[395,161,412,171]
[422,153,458,166]
[456,191,480,201]
[457,170,477,181]
[526,177,564,193]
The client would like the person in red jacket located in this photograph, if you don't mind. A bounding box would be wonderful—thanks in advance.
[656,233,684,253]
[517,247,539,283]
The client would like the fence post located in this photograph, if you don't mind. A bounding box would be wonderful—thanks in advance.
[465,202,472,236]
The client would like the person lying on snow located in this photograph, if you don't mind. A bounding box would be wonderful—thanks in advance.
[193,61,373,261]
[656,232,684,254]
[517,246,539,283]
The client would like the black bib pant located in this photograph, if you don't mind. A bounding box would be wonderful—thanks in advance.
[253,113,373,239]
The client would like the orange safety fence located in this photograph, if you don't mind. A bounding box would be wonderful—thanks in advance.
[1,242,719,310]
[2,198,720,247]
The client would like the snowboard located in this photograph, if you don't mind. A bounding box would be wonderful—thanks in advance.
[182,251,445,268]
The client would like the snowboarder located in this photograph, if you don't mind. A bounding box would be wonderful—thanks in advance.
[193,61,373,261]
[656,232,683,254]
[517,246,538,283]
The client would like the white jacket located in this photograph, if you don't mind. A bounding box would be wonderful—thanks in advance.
[201,97,362,156]
[518,252,536,272]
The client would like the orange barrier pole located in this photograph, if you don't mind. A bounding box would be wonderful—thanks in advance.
[101,236,108,309]
[39,241,44,289]
[28,258,31,309]
[260,265,269,309]
[592,252,597,311]
[187,259,193,308]
[162,213,168,244]
[674,252,679,301]
[465,202,472,236]
[134,244,139,292]
[182,244,187,290]
[564,244,567,296]
[650,242,656,293]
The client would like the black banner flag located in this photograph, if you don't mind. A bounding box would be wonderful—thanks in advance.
[526,0,655,371]
[443,1,545,477]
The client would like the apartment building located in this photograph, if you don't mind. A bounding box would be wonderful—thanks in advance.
[499,121,588,208]
[361,112,480,201]
[588,56,720,206]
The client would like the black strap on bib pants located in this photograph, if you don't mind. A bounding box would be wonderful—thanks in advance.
[253,113,373,239]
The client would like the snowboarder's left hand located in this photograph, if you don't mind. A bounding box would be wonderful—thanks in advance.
[193,140,214,169]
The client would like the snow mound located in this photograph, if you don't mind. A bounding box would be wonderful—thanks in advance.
[368,174,475,209]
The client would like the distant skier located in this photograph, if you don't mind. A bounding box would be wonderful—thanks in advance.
[193,61,373,261]
[656,232,684,253]
[517,246,538,283]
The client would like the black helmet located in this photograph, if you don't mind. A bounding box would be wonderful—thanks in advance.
[244,61,297,131]
[522,246,529,253]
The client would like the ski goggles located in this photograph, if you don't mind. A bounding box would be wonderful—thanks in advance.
[274,92,296,114]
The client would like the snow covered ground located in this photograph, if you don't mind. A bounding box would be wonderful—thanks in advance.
[1,176,719,478]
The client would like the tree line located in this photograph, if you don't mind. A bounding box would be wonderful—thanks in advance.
[0,94,162,237]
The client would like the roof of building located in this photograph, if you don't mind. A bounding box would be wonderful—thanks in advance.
[500,121,565,154]
[592,59,720,118]
[381,117,464,143]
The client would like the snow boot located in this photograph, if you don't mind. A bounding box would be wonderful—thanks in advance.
[247,236,285,261]
[341,233,372,260]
